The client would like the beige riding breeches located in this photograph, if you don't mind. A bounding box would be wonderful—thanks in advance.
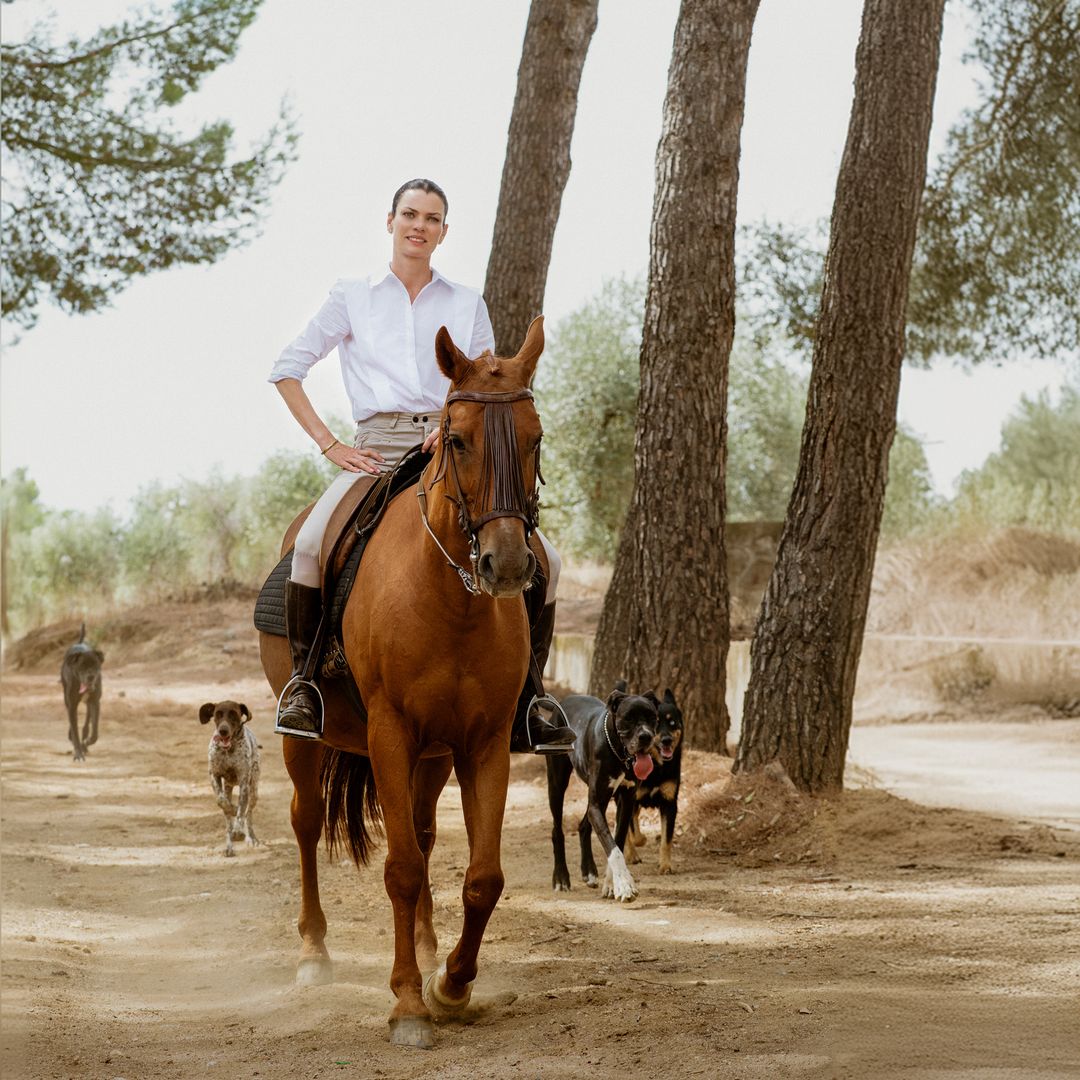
[289,412,560,604]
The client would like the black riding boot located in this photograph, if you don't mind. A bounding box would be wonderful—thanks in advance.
[510,601,575,754]
[275,580,324,739]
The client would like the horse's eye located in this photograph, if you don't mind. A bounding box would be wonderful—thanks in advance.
[446,432,466,451]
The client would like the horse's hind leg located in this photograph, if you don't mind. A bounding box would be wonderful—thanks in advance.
[425,740,509,1019]
[283,738,332,985]
[412,754,453,974]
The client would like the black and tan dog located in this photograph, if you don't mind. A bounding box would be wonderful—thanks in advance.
[546,688,660,902]
[620,687,684,875]
[60,623,104,762]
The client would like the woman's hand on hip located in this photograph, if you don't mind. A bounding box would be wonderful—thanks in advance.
[327,443,385,475]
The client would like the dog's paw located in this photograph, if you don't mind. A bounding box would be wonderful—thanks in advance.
[245,835,260,847]
[624,841,641,866]
[606,849,638,902]
[659,862,673,875]
[583,872,599,889]
[224,848,236,858]
[552,874,571,892]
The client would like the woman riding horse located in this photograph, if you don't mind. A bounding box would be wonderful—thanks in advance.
[260,317,552,1048]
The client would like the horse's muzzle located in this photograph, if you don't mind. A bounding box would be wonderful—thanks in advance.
[476,522,536,598]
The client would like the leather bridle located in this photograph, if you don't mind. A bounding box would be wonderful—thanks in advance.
[417,386,543,595]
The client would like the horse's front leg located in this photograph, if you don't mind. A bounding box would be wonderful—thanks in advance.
[412,754,454,974]
[423,737,510,1021]
[283,738,332,985]
[368,721,432,1046]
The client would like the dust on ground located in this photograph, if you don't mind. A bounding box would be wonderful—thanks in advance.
[3,598,1080,1079]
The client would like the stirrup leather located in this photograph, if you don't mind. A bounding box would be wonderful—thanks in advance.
[274,675,325,740]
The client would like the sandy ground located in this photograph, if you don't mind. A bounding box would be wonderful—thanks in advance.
[3,601,1080,1080]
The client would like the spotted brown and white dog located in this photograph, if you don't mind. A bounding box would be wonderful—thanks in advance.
[619,687,684,874]
[199,700,260,857]
[546,688,660,902]
[60,623,104,762]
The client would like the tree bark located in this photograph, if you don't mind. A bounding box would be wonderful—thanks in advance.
[735,0,946,792]
[483,0,599,357]
[589,0,760,751]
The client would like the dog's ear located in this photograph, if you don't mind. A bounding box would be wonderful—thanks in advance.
[642,690,661,711]
[199,703,216,725]
[240,704,251,722]
[663,688,676,705]
[605,689,626,714]
[613,679,628,693]
[94,649,105,664]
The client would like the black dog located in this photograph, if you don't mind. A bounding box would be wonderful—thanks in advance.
[60,623,104,762]
[546,688,660,902]
[620,687,684,875]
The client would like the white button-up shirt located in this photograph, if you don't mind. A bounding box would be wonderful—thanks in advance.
[269,266,495,421]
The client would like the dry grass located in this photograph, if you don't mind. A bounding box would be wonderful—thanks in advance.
[868,526,1080,640]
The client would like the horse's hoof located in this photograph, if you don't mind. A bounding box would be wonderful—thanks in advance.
[389,1016,434,1050]
[422,963,473,1021]
[296,957,333,986]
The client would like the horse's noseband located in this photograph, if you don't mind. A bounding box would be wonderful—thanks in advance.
[419,386,543,595]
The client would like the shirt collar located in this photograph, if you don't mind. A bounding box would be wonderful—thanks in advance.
[371,264,448,292]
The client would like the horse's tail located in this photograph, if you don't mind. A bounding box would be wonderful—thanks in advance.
[319,748,384,866]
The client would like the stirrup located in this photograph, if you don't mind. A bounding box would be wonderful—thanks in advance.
[524,693,575,755]
[274,675,325,740]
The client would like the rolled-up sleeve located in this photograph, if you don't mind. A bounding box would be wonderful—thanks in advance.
[268,281,352,383]
[471,296,496,357]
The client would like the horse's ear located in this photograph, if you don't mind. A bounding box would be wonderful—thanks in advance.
[199,703,215,725]
[435,325,471,383]
[514,316,544,385]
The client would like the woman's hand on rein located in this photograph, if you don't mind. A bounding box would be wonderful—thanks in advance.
[326,442,385,475]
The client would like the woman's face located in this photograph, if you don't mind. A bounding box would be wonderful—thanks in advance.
[387,189,448,263]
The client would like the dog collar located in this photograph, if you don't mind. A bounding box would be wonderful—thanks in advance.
[603,710,633,772]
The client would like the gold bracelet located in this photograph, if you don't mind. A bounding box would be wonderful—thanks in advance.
[320,438,340,456]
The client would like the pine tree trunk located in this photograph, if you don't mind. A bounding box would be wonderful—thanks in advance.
[589,0,760,751]
[484,0,599,357]
[735,0,946,792]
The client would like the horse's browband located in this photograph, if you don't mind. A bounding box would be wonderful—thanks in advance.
[445,389,534,405]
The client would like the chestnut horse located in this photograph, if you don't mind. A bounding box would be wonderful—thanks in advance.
[259,317,547,1049]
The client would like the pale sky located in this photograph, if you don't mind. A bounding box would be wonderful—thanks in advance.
[1,0,1069,515]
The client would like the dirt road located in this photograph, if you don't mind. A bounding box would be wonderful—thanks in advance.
[3,602,1080,1079]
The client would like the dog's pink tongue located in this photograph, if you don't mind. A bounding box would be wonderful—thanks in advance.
[633,752,654,780]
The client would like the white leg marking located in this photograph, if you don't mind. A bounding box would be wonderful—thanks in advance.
[602,848,637,902]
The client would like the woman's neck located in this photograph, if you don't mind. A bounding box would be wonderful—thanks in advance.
[390,257,434,303]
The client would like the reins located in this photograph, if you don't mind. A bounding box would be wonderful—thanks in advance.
[418,386,542,596]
